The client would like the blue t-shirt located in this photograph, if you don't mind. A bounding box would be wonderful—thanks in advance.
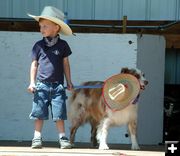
[31,38,72,84]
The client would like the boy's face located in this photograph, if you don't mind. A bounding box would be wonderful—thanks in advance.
[39,18,60,37]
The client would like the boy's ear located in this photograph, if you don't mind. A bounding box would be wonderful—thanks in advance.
[57,25,61,32]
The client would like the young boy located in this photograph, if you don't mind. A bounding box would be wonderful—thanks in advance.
[27,6,73,149]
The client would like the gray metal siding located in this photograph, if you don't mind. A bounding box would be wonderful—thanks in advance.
[122,0,147,20]
[177,0,180,19]
[39,0,64,13]
[94,0,120,20]
[67,0,94,19]
[0,0,12,18]
[12,0,39,18]
[149,0,177,20]
[0,0,179,20]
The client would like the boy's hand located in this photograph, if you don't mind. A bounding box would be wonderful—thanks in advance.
[27,83,36,93]
[66,82,74,91]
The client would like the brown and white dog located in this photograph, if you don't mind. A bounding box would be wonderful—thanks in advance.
[68,67,148,150]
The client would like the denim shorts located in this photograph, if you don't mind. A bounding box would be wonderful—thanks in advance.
[29,81,67,121]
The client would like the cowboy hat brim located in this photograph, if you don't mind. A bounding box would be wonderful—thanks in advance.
[103,73,140,111]
[28,14,72,36]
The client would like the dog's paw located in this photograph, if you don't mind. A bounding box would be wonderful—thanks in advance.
[99,143,109,150]
[131,144,140,150]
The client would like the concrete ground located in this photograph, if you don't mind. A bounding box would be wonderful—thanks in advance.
[0,141,165,156]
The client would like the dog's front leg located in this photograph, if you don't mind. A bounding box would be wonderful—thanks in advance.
[128,120,140,150]
[97,118,111,150]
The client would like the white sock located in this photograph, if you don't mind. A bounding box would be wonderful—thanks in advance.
[34,130,41,139]
[59,133,65,139]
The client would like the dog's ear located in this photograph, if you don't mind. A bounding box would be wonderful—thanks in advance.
[121,67,129,73]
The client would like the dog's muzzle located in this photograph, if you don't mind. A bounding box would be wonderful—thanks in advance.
[140,80,148,90]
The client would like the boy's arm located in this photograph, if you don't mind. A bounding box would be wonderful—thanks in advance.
[27,60,38,93]
[63,57,73,91]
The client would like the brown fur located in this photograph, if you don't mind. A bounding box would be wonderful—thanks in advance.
[68,81,105,146]
[68,67,148,149]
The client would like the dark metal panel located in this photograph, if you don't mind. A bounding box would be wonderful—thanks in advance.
[165,50,178,84]
[177,52,180,84]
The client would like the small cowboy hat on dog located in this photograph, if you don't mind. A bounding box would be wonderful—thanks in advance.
[28,6,72,35]
[103,73,140,111]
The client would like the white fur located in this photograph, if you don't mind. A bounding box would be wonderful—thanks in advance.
[68,68,148,150]
[97,104,140,150]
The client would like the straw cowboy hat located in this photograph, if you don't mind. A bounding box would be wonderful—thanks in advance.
[28,6,72,35]
[103,73,140,111]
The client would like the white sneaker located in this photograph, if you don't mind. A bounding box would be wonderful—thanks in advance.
[59,137,72,149]
[31,138,42,148]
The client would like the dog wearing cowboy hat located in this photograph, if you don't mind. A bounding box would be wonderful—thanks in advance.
[68,67,148,150]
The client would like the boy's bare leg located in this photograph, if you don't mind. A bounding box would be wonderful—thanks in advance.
[56,120,72,149]
[31,119,43,148]
[56,120,65,134]
[35,119,44,132]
